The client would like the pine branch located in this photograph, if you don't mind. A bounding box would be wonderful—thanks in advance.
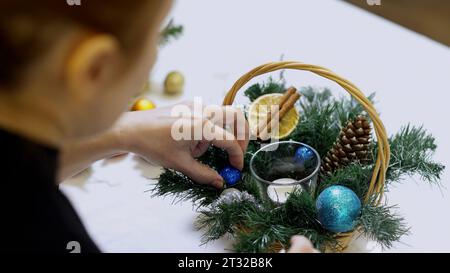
[233,224,296,253]
[197,189,337,252]
[290,87,374,157]
[232,204,299,252]
[333,92,376,126]
[196,200,259,244]
[198,146,229,171]
[385,124,445,184]
[300,86,334,112]
[289,88,338,156]
[238,173,267,204]
[359,199,409,249]
[152,169,220,207]
[283,190,322,229]
[233,205,337,252]
[317,163,373,200]
[233,225,337,253]
[243,140,260,171]
[243,78,285,102]
[160,19,184,46]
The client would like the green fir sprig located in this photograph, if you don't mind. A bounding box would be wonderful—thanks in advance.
[153,169,220,208]
[317,164,373,200]
[385,125,445,184]
[243,78,285,102]
[359,198,410,249]
[160,19,184,46]
[196,199,260,244]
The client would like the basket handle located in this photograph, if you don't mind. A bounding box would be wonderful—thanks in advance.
[223,61,390,203]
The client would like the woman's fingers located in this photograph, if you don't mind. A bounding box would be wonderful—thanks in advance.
[287,236,319,253]
[203,120,244,170]
[171,103,247,187]
[205,105,249,153]
[176,154,224,189]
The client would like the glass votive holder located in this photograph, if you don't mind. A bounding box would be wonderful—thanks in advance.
[249,141,321,204]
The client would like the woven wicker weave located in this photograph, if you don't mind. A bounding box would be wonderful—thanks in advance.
[223,61,390,251]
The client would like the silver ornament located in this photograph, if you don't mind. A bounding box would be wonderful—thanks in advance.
[220,188,242,202]
[211,188,259,208]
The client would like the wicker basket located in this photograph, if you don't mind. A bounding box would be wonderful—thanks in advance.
[222,61,391,251]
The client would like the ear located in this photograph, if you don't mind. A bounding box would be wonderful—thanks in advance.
[65,34,120,103]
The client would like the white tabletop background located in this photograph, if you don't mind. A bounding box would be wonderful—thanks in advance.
[61,0,450,253]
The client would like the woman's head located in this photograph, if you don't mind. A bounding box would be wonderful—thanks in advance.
[0,0,171,143]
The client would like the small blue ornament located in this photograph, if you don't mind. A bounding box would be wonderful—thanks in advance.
[294,146,315,163]
[316,185,361,233]
[219,166,242,186]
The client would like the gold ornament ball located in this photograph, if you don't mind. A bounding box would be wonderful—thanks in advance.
[164,71,185,95]
[131,98,156,111]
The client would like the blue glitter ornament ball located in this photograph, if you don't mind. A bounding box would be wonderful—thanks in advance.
[294,146,315,164]
[219,166,242,186]
[316,185,361,233]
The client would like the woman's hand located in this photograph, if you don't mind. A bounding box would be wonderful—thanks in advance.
[60,101,248,186]
[59,103,243,188]
[113,102,249,189]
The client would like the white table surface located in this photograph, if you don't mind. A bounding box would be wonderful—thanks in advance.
[61,0,450,253]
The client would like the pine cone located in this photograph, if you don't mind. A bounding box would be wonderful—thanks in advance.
[320,115,371,176]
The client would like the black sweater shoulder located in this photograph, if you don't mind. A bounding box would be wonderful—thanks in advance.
[0,128,100,253]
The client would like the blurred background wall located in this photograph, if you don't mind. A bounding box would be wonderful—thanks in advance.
[345,0,450,46]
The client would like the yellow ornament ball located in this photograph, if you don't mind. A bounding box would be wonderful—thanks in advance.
[131,98,156,111]
[164,71,185,95]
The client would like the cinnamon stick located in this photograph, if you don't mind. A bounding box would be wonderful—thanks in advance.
[257,87,296,135]
[278,92,301,119]
[278,87,296,109]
